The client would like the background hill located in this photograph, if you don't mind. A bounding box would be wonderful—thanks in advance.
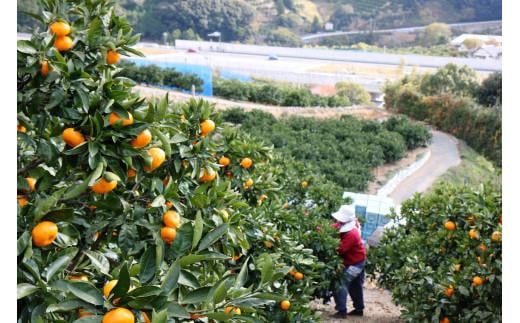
[18,0,502,44]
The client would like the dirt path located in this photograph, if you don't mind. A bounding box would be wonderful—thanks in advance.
[388,130,461,204]
[311,280,403,323]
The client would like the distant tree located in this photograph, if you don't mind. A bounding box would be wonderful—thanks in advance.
[477,72,502,108]
[335,82,372,105]
[168,29,182,44]
[283,0,295,11]
[310,16,321,33]
[420,63,479,98]
[275,0,285,15]
[421,22,452,45]
[463,38,483,50]
[265,27,303,47]
[182,28,200,40]
[329,5,355,30]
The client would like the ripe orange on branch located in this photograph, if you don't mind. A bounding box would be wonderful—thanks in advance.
[131,129,152,148]
[17,195,28,207]
[491,231,501,242]
[91,178,117,194]
[444,221,456,231]
[102,308,134,323]
[54,36,73,52]
[109,112,134,126]
[32,221,58,247]
[163,210,181,228]
[200,119,215,136]
[280,300,291,311]
[469,229,479,239]
[17,124,27,133]
[218,156,230,167]
[41,60,50,77]
[25,177,37,192]
[199,168,216,183]
[240,157,253,169]
[161,227,177,244]
[106,49,121,64]
[145,147,166,172]
[49,21,71,36]
[103,280,118,298]
[294,272,304,280]
[444,285,454,297]
[472,276,483,287]
[62,128,85,147]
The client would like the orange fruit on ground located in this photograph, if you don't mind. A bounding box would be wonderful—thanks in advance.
[491,231,501,242]
[32,221,58,247]
[127,168,136,178]
[141,312,151,323]
[301,180,308,188]
[62,128,86,147]
[103,280,118,298]
[17,124,27,133]
[240,157,253,169]
[91,178,117,194]
[17,195,28,207]
[144,147,166,172]
[200,119,215,136]
[106,49,121,65]
[469,229,479,239]
[294,272,304,280]
[161,227,177,244]
[444,285,454,297]
[440,317,450,323]
[280,300,291,311]
[49,21,71,36]
[41,60,50,77]
[199,168,216,183]
[54,36,73,52]
[109,112,134,126]
[163,210,181,228]
[102,308,134,323]
[78,309,94,318]
[131,129,152,148]
[218,156,230,167]
[444,221,456,231]
[472,276,483,287]
[26,177,37,192]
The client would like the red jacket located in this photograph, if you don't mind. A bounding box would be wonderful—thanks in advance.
[337,229,366,266]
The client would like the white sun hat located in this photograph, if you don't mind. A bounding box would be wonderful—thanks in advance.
[331,205,356,223]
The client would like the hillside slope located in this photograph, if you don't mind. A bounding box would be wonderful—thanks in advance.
[17,0,502,42]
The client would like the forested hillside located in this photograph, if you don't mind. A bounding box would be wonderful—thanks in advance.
[17,0,501,43]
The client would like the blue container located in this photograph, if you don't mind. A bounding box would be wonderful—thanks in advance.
[355,205,367,218]
[125,58,213,96]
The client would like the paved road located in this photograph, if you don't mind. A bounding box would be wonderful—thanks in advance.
[389,130,461,204]
[301,20,502,41]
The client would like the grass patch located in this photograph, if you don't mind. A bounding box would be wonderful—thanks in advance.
[429,143,501,191]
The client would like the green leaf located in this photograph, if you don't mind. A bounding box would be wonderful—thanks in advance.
[17,232,31,256]
[73,316,102,323]
[45,247,78,281]
[208,277,229,305]
[46,300,87,312]
[179,252,228,266]
[68,281,104,306]
[458,285,470,296]
[151,195,165,207]
[178,270,200,289]
[17,40,37,54]
[171,133,188,143]
[172,223,193,256]
[205,313,233,321]
[259,255,273,287]
[234,257,249,289]
[191,212,203,250]
[84,250,110,275]
[111,263,131,299]
[166,303,190,318]
[160,260,180,294]
[33,189,65,221]
[87,18,104,45]
[157,94,169,120]
[139,247,156,284]
[151,309,168,323]
[180,286,212,304]
[17,283,39,299]
[127,286,163,298]
[197,224,229,252]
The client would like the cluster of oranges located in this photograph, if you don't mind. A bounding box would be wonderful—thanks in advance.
[288,270,304,281]
[160,210,181,244]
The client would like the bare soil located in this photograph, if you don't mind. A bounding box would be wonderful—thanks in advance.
[311,279,403,323]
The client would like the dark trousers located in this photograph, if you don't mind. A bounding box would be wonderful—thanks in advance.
[333,260,365,313]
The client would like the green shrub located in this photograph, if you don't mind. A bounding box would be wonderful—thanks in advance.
[367,183,502,322]
[117,61,203,91]
[335,81,372,105]
[383,116,432,150]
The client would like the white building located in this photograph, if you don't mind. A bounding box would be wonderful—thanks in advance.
[450,34,502,49]
[324,22,334,31]
[472,45,502,59]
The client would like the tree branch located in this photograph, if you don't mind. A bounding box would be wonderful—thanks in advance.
[17,159,43,175]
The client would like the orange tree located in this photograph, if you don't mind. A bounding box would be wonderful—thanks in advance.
[17,0,346,321]
[367,183,501,322]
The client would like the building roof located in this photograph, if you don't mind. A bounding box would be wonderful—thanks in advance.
[451,34,502,46]
[472,45,502,58]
